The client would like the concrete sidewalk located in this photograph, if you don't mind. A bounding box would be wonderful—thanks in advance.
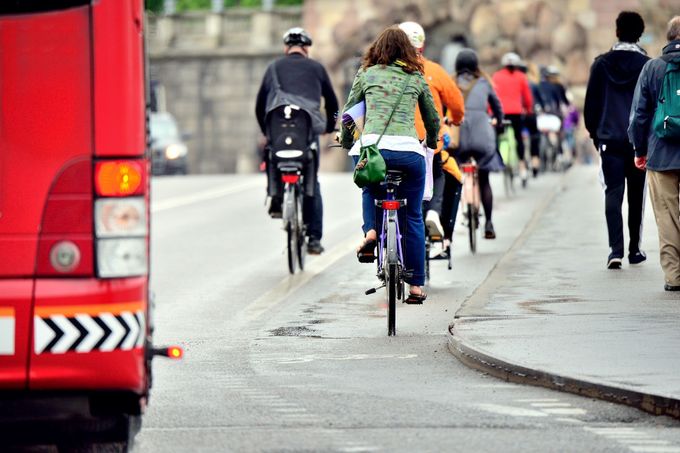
[448,164,680,419]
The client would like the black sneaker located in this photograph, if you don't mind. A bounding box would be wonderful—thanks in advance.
[268,196,282,219]
[484,222,496,239]
[629,250,647,265]
[307,238,324,255]
[664,283,680,291]
[607,254,623,269]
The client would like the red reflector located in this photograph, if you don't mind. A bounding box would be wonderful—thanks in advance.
[281,174,299,184]
[95,160,145,197]
[382,200,400,210]
[462,164,476,174]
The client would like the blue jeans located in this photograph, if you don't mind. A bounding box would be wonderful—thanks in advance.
[354,150,426,286]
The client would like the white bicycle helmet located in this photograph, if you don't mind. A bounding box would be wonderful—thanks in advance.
[398,21,425,50]
[501,52,522,67]
[283,27,312,47]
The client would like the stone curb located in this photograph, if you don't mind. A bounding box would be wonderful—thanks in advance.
[447,322,680,420]
[446,165,680,420]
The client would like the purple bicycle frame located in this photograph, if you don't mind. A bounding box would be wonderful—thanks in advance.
[376,193,405,275]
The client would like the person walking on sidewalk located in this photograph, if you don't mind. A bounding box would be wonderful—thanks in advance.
[492,52,533,188]
[629,16,680,291]
[584,11,649,270]
[398,22,465,242]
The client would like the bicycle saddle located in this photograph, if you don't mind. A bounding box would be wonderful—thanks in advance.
[385,170,404,184]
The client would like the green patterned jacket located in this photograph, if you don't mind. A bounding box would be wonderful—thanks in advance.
[340,63,440,150]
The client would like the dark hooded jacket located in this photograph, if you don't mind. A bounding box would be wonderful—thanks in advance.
[584,45,649,148]
[628,40,680,171]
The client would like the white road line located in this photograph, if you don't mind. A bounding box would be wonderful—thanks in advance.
[583,427,680,453]
[338,447,381,452]
[530,402,573,408]
[604,434,653,439]
[272,408,307,413]
[475,404,548,417]
[152,180,262,213]
[541,408,587,415]
[515,398,560,403]
[236,236,357,325]
[629,447,680,453]
[555,418,585,424]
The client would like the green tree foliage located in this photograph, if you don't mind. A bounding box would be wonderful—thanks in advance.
[177,0,211,10]
[145,0,164,13]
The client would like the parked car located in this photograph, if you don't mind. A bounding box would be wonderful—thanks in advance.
[150,112,189,175]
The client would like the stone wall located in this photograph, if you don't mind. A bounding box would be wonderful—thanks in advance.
[306,0,678,102]
[148,1,678,173]
[148,9,302,173]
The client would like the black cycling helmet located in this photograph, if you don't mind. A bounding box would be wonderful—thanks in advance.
[455,48,479,74]
[283,27,312,47]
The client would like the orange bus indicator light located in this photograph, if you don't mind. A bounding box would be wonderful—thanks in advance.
[168,346,183,359]
[95,161,145,197]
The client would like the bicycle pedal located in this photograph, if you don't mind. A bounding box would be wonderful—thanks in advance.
[365,284,385,295]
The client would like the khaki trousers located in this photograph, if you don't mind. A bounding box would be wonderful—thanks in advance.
[647,169,680,285]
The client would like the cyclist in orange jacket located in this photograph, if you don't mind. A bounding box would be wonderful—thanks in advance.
[399,21,465,244]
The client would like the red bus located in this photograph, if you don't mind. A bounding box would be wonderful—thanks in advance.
[0,0,177,449]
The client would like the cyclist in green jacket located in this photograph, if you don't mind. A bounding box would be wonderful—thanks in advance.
[341,26,439,303]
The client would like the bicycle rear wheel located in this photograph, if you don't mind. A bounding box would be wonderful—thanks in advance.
[387,263,397,336]
[424,239,431,282]
[286,221,297,274]
[467,203,477,254]
[284,185,297,274]
[295,186,306,270]
[386,216,398,336]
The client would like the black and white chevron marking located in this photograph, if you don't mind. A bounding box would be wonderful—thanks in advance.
[34,311,145,354]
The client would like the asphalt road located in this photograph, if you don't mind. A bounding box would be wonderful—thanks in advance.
[136,170,680,452]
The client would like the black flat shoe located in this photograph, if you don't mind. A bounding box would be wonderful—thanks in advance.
[484,222,496,239]
[664,284,680,291]
[404,292,427,304]
[357,239,376,263]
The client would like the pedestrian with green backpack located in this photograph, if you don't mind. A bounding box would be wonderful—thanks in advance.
[628,16,680,291]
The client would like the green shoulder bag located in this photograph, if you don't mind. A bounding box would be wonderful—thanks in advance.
[353,74,412,188]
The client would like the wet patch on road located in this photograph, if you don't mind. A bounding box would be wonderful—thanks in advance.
[269,326,319,337]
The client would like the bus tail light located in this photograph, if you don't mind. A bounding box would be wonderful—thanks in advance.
[96,238,147,278]
[95,160,145,197]
[94,159,148,279]
[95,197,146,237]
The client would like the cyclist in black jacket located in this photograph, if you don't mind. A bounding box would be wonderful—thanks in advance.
[584,11,649,269]
[255,28,339,255]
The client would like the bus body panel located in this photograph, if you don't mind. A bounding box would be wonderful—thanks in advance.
[0,0,151,406]
[0,6,93,277]
[93,0,146,157]
[29,277,147,392]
